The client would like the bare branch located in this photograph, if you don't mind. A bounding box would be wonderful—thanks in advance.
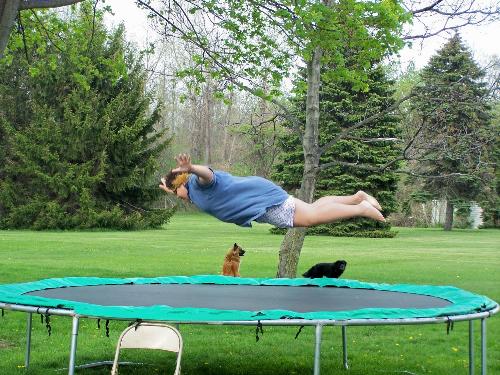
[411,0,446,15]
[318,93,414,155]
[318,158,480,180]
[405,12,492,40]
[404,0,500,40]
[226,78,303,139]
[344,136,401,143]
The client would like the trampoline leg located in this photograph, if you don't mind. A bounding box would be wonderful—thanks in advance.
[314,324,323,375]
[25,313,33,369]
[469,320,474,375]
[342,326,349,370]
[68,316,80,375]
[481,318,486,375]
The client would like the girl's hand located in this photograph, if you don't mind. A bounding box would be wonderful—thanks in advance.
[171,152,213,185]
[172,153,192,173]
[159,177,175,194]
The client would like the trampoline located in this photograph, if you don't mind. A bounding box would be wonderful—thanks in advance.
[0,275,498,375]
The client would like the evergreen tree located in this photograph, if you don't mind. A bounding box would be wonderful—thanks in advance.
[411,34,493,231]
[0,4,174,229]
[273,64,400,237]
[481,101,499,228]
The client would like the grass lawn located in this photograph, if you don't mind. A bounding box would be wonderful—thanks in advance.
[0,212,498,374]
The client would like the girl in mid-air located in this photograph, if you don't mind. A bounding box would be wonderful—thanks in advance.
[159,153,384,228]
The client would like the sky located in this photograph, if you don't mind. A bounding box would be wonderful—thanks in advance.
[103,0,500,70]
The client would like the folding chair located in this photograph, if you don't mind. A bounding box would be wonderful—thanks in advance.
[111,323,182,375]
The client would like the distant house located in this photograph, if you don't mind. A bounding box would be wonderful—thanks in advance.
[430,200,483,229]
[469,202,484,229]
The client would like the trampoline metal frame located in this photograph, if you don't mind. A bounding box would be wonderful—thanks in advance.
[1,302,498,375]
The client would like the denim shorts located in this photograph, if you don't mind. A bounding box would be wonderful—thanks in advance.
[254,196,295,228]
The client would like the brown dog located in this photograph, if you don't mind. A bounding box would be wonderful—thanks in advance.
[222,243,245,277]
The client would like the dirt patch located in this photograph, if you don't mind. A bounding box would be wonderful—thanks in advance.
[0,339,13,349]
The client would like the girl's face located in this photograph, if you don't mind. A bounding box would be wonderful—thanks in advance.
[176,184,189,200]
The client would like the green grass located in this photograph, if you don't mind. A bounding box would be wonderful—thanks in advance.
[0,212,498,374]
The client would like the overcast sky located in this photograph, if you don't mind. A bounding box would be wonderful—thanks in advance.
[104,0,500,70]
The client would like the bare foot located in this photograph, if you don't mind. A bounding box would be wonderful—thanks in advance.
[360,200,385,222]
[356,190,382,211]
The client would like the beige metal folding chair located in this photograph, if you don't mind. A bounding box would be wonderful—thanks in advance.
[111,323,182,375]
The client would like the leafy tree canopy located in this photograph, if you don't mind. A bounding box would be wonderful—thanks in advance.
[140,0,409,103]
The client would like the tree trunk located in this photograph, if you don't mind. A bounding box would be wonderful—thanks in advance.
[0,0,20,59]
[189,95,202,161]
[222,93,234,163]
[444,200,454,231]
[276,227,307,277]
[276,47,322,278]
[204,83,213,165]
[1,0,84,59]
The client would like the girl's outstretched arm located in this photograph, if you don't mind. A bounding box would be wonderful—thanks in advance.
[173,153,214,185]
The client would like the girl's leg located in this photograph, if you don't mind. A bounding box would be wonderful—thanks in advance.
[293,198,385,227]
[311,195,358,206]
[312,191,381,210]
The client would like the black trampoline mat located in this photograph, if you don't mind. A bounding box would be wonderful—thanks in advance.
[26,284,452,312]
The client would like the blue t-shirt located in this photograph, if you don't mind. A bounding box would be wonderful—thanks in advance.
[186,170,289,227]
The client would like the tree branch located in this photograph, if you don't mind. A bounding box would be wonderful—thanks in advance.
[405,13,493,40]
[19,0,83,10]
[318,158,478,180]
[344,136,401,143]
[17,10,29,63]
[410,0,446,15]
[404,0,500,40]
[86,0,98,52]
[226,78,303,138]
[30,8,63,52]
[318,93,414,155]
[136,0,304,138]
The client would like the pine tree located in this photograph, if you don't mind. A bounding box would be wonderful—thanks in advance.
[411,34,493,231]
[273,64,400,237]
[0,5,173,229]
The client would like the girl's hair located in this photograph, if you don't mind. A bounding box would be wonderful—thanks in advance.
[164,170,190,190]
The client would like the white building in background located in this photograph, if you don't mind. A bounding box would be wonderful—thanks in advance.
[431,200,446,225]
[430,200,483,229]
[469,202,484,229]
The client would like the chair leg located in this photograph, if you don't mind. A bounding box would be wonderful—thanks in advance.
[111,348,120,375]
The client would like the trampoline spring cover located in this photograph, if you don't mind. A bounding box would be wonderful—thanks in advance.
[0,275,496,322]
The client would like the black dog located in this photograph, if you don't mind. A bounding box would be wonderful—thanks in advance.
[302,260,347,279]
